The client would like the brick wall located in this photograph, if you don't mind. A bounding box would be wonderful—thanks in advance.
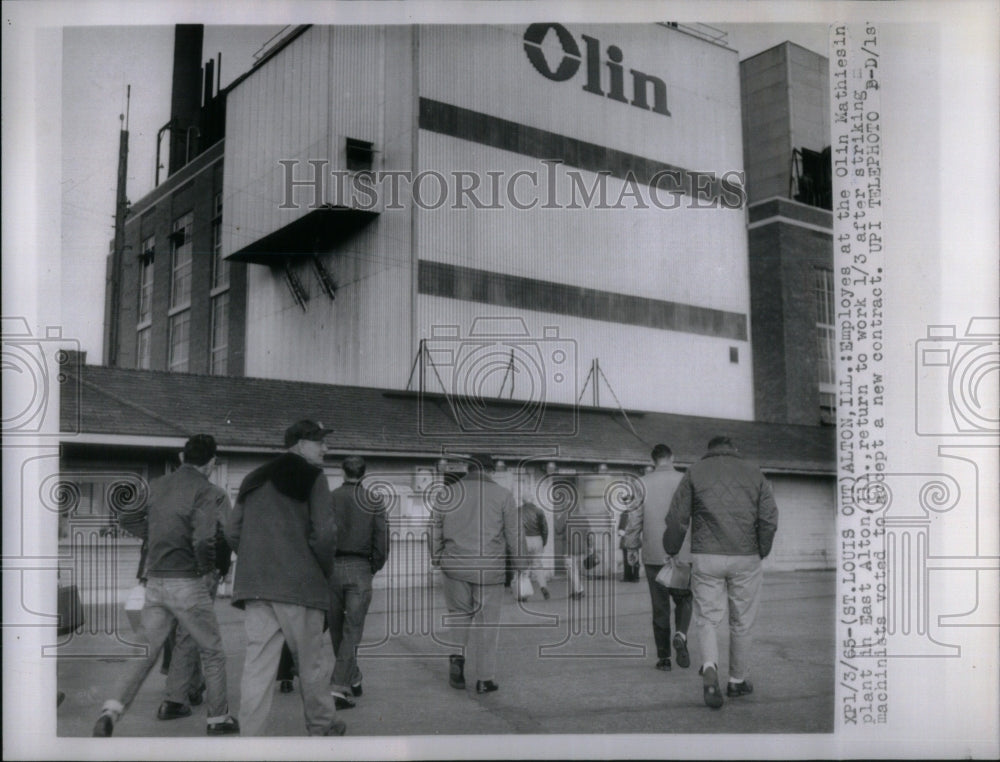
[749,199,833,425]
[107,145,245,375]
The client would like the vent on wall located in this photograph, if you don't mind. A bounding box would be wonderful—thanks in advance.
[346,138,375,172]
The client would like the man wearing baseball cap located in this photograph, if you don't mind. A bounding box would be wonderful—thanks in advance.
[226,420,344,736]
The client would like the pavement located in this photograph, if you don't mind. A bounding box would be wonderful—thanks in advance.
[56,569,833,738]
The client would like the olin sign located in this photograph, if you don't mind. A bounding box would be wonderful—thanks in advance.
[523,23,671,117]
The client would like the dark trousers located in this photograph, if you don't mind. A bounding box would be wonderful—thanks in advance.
[644,563,693,659]
[328,557,374,693]
[622,549,641,581]
[276,642,296,682]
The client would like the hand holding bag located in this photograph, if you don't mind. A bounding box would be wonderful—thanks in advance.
[516,573,534,600]
[655,555,692,590]
[124,582,146,633]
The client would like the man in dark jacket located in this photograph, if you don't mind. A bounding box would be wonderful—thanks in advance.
[664,436,779,709]
[327,455,388,709]
[226,419,344,736]
[92,435,239,737]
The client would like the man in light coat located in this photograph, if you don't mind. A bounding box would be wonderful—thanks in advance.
[431,454,519,694]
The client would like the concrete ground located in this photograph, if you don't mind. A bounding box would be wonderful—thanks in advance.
[56,569,833,737]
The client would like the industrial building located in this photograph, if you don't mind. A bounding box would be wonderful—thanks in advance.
[63,24,834,609]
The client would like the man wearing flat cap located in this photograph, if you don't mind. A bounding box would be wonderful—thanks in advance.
[226,420,345,736]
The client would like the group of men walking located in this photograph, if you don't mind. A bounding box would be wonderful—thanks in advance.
[91,422,777,736]
[625,437,779,709]
[93,420,387,737]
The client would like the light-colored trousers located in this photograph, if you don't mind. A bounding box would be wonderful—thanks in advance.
[106,577,229,720]
[563,554,584,594]
[691,553,764,682]
[518,535,547,592]
[441,575,504,682]
[238,600,337,736]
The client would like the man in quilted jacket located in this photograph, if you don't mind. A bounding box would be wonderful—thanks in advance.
[664,436,779,709]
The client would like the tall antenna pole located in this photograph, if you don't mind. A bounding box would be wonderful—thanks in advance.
[107,85,130,366]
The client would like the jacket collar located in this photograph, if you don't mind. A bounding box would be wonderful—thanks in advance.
[178,463,208,479]
[702,446,741,460]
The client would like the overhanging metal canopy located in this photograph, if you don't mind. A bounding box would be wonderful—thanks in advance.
[226,205,378,265]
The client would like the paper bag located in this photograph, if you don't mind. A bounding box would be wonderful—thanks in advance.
[125,583,146,633]
[654,556,692,590]
[516,573,534,600]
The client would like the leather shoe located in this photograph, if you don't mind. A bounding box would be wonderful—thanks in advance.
[279,679,294,694]
[476,680,499,694]
[351,683,363,697]
[325,717,347,736]
[206,716,240,735]
[701,665,724,709]
[449,654,466,689]
[655,658,672,671]
[92,713,115,737]
[672,633,690,669]
[157,700,192,720]
[726,679,754,697]
[333,693,356,710]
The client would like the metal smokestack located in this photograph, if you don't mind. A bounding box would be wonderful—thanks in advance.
[168,24,203,176]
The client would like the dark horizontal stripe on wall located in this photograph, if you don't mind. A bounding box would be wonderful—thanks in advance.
[418,260,747,341]
[418,98,743,206]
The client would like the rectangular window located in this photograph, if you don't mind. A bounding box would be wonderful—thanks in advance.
[211,193,229,290]
[168,309,190,372]
[137,236,155,325]
[170,211,193,309]
[814,268,836,414]
[209,291,229,375]
[136,326,151,370]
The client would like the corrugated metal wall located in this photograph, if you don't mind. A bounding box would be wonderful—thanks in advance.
[225,24,755,414]
[224,26,333,255]
[415,24,752,419]
[419,24,743,172]
[227,26,417,387]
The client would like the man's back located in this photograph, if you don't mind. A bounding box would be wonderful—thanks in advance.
[637,466,684,565]
[227,452,335,611]
[668,449,778,558]
[145,465,224,578]
[433,472,518,584]
[331,480,388,573]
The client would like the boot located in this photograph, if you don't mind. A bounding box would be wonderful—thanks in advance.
[449,654,466,689]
